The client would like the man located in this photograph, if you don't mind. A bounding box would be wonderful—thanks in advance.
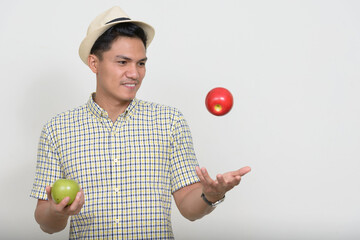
[30,6,251,239]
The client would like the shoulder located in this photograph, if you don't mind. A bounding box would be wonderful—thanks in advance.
[41,104,88,136]
[135,99,183,119]
[134,99,191,133]
[134,99,188,126]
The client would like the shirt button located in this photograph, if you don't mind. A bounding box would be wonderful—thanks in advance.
[115,187,120,193]
[115,218,120,224]
[114,158,119,163]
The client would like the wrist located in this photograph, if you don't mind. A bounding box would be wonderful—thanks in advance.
[201,193,225,207]
[203,193,225,203]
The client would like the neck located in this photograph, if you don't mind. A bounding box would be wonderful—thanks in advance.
[93,93,131,123]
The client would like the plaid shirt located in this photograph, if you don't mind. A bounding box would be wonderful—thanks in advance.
[30,94,200,239]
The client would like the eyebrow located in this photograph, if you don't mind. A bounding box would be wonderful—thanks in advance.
[115,55,148,62]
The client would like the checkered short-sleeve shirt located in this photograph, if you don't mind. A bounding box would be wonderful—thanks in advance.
[30,94,200,239]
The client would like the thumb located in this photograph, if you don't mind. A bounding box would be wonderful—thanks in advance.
[45,186,53,201]
[237,166,252,176]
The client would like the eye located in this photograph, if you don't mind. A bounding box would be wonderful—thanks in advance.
[138,61,146,67]
[117,61,127,65]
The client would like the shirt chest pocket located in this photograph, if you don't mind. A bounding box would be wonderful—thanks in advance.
[117,130,171,185]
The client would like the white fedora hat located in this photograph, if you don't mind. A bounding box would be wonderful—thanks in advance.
[79,6,155,65]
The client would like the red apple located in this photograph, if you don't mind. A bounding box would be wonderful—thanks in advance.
[205,87,233,116]
[51,179,80,205]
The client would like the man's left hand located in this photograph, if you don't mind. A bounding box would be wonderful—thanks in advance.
[195,166,251,203]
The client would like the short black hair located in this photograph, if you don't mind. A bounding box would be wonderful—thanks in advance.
[90,22,147,60]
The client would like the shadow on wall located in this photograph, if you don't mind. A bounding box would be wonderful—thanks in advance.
[0,67,86,239]
[17,68,73,185]
[16,67,91,203]
[20,65,93,132]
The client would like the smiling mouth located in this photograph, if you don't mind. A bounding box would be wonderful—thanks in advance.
[121,82,138,90]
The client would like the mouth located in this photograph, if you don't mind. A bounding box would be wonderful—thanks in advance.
[122,82,138,89]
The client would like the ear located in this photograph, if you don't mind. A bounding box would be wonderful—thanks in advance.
[88,54,99,74]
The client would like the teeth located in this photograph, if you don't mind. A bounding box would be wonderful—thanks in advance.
[124,84,135,87]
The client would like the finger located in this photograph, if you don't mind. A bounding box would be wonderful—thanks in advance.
[201,167,216,186]
[216,174,227,188]
[195,166,206,183]
[58,196,70,208]
[68,189,86,215]
[195,166,202,177]
[231,175,242,186]
[45,186,52,201]
[196,167,216,189]
[79,189,85,206]
[50,196,70,214]
[67,192,82,213]
[217,173,241,190]
[70,188,85,211]
[234,166,251,177]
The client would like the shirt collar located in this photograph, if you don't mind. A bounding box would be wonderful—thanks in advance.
[86,93,138,119]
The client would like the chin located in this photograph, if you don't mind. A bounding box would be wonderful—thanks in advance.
[118,95,135,102]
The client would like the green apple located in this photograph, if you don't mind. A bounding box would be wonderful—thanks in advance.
[51,179,80,205]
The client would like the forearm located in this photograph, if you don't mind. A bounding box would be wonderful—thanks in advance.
[35,200,69,234]
[176,184,216,221]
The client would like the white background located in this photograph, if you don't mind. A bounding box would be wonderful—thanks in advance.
[1,0,359,239]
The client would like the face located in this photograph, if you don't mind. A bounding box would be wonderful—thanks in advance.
[89,37,147,107]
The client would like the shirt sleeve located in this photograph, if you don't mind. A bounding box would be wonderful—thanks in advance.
[30,124,63,200]
[170,110,200,193]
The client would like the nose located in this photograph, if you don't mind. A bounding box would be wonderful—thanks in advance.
[125,64,140,80]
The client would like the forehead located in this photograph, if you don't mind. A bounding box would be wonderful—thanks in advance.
[106,37,146,57]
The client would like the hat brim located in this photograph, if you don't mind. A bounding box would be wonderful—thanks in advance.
[79,20,155,65]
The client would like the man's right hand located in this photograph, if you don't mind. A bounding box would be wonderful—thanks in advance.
[34,186,85,234]
[45,185,85,216]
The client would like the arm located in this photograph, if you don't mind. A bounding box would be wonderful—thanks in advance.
[173,166,251,221]
[34,186,85,234]
[173,182,215,221]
